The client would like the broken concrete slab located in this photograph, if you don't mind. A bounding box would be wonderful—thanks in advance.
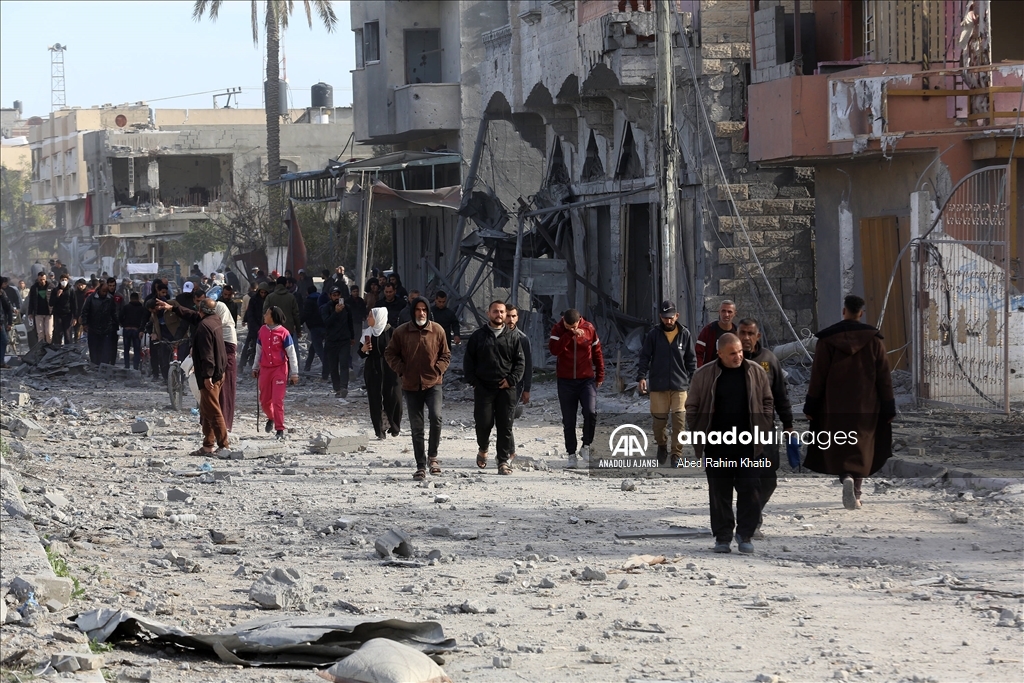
[43,490,70,509]
[311,428,366,454]
[9,417,43,439]
[248,567,312,610]
[375,528,415,558]
[164,488,191,502]
[132,421,152,435]
[142,505,165,519]
[9,574,74,605]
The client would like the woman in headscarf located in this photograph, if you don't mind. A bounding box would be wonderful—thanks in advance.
[359,306,402,440]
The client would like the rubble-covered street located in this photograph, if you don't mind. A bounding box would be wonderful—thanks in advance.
[2,359,1022,683]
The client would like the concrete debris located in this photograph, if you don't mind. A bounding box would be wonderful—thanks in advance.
[620,479,636,491]
[131,420,152,435]
[580,567,607,582]
[591,653,616,664]
[43,490,70,508]
[9,417,43,439]
[538,577,557,589]
[9,342,91,378]
[9,574,74,605]
[248,567,312,610]
[493,655,513,668]
[950,511,970,524]
[164,488,191,502]
[374,528,415,558]
[52,652,104,672]
[311,429,365,454]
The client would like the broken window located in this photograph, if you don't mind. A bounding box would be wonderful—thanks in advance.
[991,0,1023,62]
[615,123,643,179]
[364,21,380,63]
[546,139,571,187]
[581,130,605,181]
[405,29,442,84]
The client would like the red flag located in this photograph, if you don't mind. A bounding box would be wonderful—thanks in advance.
[287,200,307,274]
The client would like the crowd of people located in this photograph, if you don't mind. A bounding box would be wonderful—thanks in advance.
[2,258,895,556]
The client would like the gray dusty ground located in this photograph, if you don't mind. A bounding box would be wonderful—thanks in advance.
[2,352,1023,683]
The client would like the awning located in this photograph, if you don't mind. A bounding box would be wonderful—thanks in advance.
[341,151,460,172]
[127,262,159,275]
[340,179,461,212]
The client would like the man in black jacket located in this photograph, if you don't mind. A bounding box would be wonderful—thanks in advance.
[637,300,697,467]
[430,291,460,347]
[321,287,354,398]
[302,284,327,379]
[380,283,406,329]
[506,304,532,460]
[346,285,367,337]
[119,292,149,369]
[80,280,119,365]
[28,271,54,344]
[0,278,13,367]
[738,317,794,534]
[241,282,270,370]
[49,274,79,346]
[464,301,526,475]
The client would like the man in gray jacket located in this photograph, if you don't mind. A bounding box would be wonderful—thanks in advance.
[637,301,697,467]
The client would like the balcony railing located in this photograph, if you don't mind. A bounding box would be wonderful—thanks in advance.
[829,62,1023,143]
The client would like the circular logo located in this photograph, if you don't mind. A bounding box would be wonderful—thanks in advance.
[608,424,649,457]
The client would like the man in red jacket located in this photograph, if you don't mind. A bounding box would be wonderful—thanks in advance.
[695,300,737,367]
[549,308,605,468]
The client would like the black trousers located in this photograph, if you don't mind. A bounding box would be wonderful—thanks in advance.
[365,357,402,437]
[52,314,74,346]
[404,384,443,468]
[123,329,142,369]
[557,377,597,454]
[324,342,351,393]
[474,385,516,464]
[759,441,781,511]
[88,332,116,366]
[706,466,762,543]
[240,325,259,368]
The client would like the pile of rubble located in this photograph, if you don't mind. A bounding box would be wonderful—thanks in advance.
[5,343,91,379]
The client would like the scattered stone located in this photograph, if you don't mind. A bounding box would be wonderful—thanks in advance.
[581,567,607,581]
[951,511,969,524]
[374,528,414,558]
[164,488,191,502]
[617,578,630,590]
[495,572,514,584]
[592,653,616,664]
[43,491,70,508]
[151,539,164,549]
[15,392,30,406]
[461,600,483,614]
[621,479,636,491]
[428,526,452,537]
[752,593,770,607]
[493,655,513,669]
[10,417,43,439]
[473,631,497,646]
[756,674,780,683]
[452,530,479,541]
[538,577,557,589]
[131,421,152,435]
[434,494,451,503]
[9,574,74,605]
[142,505,165,519]
[44,598,66,612]
[249,567,312,610]
[311,429,365,454]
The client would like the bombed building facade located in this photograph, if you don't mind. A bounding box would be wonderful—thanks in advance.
[28,104,368,277]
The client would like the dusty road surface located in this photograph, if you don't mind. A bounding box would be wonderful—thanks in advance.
[2,359,1023,683]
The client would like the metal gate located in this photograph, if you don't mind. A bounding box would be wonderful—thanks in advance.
[915,166,1011,413]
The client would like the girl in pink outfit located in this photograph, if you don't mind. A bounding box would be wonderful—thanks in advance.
[253,306,299,439]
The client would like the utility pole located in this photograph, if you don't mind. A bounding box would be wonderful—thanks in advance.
[655,0,680,312]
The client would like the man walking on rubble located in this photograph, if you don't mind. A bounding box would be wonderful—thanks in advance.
[465,300,525,476]
[695,300,737,367]
[28,271,54,345]
[549,308,605,468]
[685,333,773,554]
[80,279,119,366]
[737,317,793,535]
[506,304,532,461]
[384,296,451,481]
[241,282,270,370]
[803,295,895,510]
[637,301,697,468]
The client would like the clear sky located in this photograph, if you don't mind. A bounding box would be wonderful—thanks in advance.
[0,0,356,119]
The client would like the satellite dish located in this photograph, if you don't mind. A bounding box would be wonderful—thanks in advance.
[115,114,127,128]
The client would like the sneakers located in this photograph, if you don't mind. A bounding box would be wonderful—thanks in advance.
[737,537,755,554]
[275,430,285,441]
[842,476,857,510]
[567,453,579,469]
[264,418,273,433]
[579,444,591,462]
[713,540,732,553]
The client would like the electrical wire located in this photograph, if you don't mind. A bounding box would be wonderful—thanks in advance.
[674,8,812,363]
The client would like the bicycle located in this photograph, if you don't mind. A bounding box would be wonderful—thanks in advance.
[154,338,193,410]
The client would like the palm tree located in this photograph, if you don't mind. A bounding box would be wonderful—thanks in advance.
[192,0,337,242]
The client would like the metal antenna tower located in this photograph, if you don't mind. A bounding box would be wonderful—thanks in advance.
[49,43,67,111]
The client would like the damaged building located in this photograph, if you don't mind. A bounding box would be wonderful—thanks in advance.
[29,101,371,277]
[747,0,1023,410]
[349,0,817,352]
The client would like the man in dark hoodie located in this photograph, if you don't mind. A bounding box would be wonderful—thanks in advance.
[49,274,79,346]
[803,295,895,511]
[384,296,451,480]
[119,292,149,370]
[80,279,119,365]
[380,283,406,329]
[637,301,697,468]
[28,271,54,344]
[241,282,270,370]
[398,289,425,325]
[465,301,525,475]
[302,284,327,379]
[321,287,354,398]
[737,317,793,533]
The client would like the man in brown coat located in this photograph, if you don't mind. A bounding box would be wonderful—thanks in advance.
[803,295,895,510]
[174,297,228,456]
[685,333,773,554]
[384,296,451,480]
